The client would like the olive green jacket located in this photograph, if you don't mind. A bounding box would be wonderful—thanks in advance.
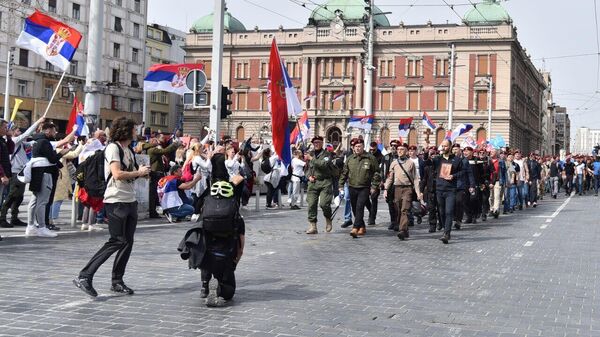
[339,152,381,188]
[307,149,335,180]
[148,142,178,172]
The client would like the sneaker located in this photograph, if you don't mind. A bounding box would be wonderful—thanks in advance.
[73,278,98,297]
[287,198,292,204]
[200,282,209,298]
[440,234,450,244]
[165,213,174,223]
[205,278,226,307]
[47,224,61,231]
[25,225,38,236]
[81,224,89,231]
[290,205,300,210]
[88,224,103,231]
[37,227,58,238]
[111,282,134,295]
[191,214,200,222]
[265,204,275,209]
[341,220,353,228]
[0,219,13,228]
[11,219,27,227]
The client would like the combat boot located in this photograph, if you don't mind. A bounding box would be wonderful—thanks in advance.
[350,227,359,238]
[357,227,366,236]
[306,222,318,234]
[325,218,333,232]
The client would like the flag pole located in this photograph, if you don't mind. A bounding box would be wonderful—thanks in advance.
[41,70,67,118]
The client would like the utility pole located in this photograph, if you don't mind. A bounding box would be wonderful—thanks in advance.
[3,48,13,122]
[209,0,225,140]
[364,0,374,144]
[84,0,104,130]
[486,76,493,140]
[448,43,455,130]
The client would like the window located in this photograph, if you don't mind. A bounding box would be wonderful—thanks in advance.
[129,99,136,113]
[147,28,153,38]
[408,91,419,110]
[379,59,393,77]
[17,80,27,97]
[151,112,168,126]
[112,69,120,83]
[134,0,141,13]
[332,58,343,78]
[131,74,139,88]
[236,127,245,142]
[132,48,138,62]
[72,3,80,20]
[235,62,249,79]
[151,92,168,104]
[476,127,487,143]
[70,61,78,76]
[114,17,123,32]
[408,128,417,146]
[0,12,3,30]
[436,90,448,111]
[48,0,57,12]
[154,30,161,39]
[113,43,120,58]
[381,127,390,147]
[45,61,54,71]
[436,128,445,146]
[476,90,488,110]
[286,62,299,78]
[435,58,449,77]
[115,0,122,6]
[18,49,28,67]
[260,92,268,110]
[201,60,212,79]
[44,84,53,100]
[477,55,489,76]
[237,92,247,110]
[380,91,391,110]
[407,58,422,77]
[111,96,120,110]
[133,23,140,38]
[259,62,268,78]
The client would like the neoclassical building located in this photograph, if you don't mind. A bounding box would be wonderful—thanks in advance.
[183,0,546,153]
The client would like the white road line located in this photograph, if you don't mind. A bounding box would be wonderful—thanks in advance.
[540,224,548,229]
[551,196,572,218]
[524,241,534,247]
[533,232,541,237]
[531,215,552,218]
[545,219,552,223]
[513,252,523,258]
[52,299,92,310]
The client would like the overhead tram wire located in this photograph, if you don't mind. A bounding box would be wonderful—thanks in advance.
[241,0,306,26]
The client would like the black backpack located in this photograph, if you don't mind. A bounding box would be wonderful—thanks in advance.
[261,158,273,174]
[201,195,239,236]
[75,143,136,198]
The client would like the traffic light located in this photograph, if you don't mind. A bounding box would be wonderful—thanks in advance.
[220,85,233,120]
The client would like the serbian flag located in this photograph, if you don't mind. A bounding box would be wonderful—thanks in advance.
[449,123,473,142]
[398,117,413,140]
[422,112,437,130]
[303,91,317,102]
[66,97,89,137]
[16,10,82,72]
[348,115,373,131]
[268,39,293,167]
[144,63,204,96]
[290,110,310,143]
[332,91,346,102]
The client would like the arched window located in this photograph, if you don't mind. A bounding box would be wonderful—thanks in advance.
[436,128,446,145]
[236,126,245,142]
[476,127,487,144]
[408,128,417,146]
[380,127,390,147]
[326,126,342,148]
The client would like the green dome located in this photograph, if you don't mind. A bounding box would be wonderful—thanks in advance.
[190,11,246,33]
[463,0,511,26]
[310,0,390,27]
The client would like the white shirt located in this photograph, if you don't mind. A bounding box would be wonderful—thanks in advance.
[576,163,586,175]
[514,159,525,181]
[225,155,241,177]
[291,158,306,182]
[409,156,420,179]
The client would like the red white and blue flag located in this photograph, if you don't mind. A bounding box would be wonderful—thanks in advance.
[449,123,473,142]
[290,110,310,143]
[66,97,89,137]
[268,39,298,167]
[398,117,413,140]
[143,63,204,96]
[348,115,373,131]
[332,91,346,102]
[16,10,82,71]
[303,90,317,102]
[422,112,437,130]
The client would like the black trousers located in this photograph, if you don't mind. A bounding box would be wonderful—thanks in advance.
[45,174,59,225]
[480,187,490,216]
[0,175,25,221]
[200,253,236,300]
[149,172,163,216]
[426,191,438,227]
[367,187,380,225]
[79,202,138,283]
[454,189,467,222]
[386,186,397,225]
[349,186,370,229]
[265,182,277,206]
[465,189,480,220]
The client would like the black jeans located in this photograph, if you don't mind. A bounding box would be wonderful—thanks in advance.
[149,172,163,216]
[0,175,25,221]
[465,189,480,220]
[426,191,438,226]
[349,186,370,229]
[386,186,397,225]
[79,202,138,283]
[436,189,456,235]
[265,182,277,206]
[454,189,466,223]
[367,187,380,225]
[45,174,59,225]
[201,252,236,300]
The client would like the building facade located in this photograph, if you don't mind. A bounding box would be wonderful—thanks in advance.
[541,72,556,156]
[554,105,570,154]
[573,127,600,155]
[145,23,186,132]
[183,0,547,153]
[0,0,148,131]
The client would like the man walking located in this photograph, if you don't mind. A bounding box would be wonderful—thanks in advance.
[487,149,506,219]
[305,136,336,234]
[382,140,400,230]
[74,117,151,297]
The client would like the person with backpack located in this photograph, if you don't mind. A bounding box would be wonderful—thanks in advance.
[73,117,151,297]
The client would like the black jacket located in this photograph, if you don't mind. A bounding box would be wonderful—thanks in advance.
[178,224,207,270]
[29,134,62,192]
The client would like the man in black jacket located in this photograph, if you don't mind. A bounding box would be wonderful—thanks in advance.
[366,141,384,226]
[382,140,400,230]
[527,153,542,207]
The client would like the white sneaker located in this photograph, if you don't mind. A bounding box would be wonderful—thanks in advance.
[191,214,200,222]
[287,198,292,204]
[25,225,38,236]
[88,224,103,231]
[165,213,174,223]
[81,224,89,231]
[37,227,58,238]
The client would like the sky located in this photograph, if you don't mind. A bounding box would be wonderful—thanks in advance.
[148,0,600,142]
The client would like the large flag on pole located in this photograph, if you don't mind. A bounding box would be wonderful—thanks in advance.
[348,115,373,131]
[449,123,473,142]
[290,110,310,143]
[268,39,293,166]
[398,117,413,141]
[143,63,204,95]
[422,112,437,130]
[66,97,89,137]
[16,10,82,72]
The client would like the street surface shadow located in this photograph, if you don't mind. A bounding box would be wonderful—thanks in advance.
[235,284,327,303]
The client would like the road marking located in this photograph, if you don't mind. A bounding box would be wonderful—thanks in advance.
[533,232,541,237]
[551,196,572,218]
[545,219,552,223]
[524,241,534,247]
[258,251,276,256]
[540,224,548,229]
[52,299,92,310]
[476,249,483,253]
[513,252,523,258]
[531,215,552,218]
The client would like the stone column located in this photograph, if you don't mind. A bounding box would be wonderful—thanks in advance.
[310,57,317,110]
[348,91,353,112]
[349,57,355,78]
[301,57,309,109]
[320,58,325,80]
[328,58,333,79]
[355,56,363,109]
[341,58,346,80]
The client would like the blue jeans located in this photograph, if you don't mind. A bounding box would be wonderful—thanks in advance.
[577,174,584,194]
[344,183,352,222]
[166,204,195,219]
[51,200,63,220]
[595,175,600,194]
[436,189,456,235]
[504,185,517,211]
[517,181,528,206]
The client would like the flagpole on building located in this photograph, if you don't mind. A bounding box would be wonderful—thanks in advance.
[41,70,67,118]
[3,48,13,122]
